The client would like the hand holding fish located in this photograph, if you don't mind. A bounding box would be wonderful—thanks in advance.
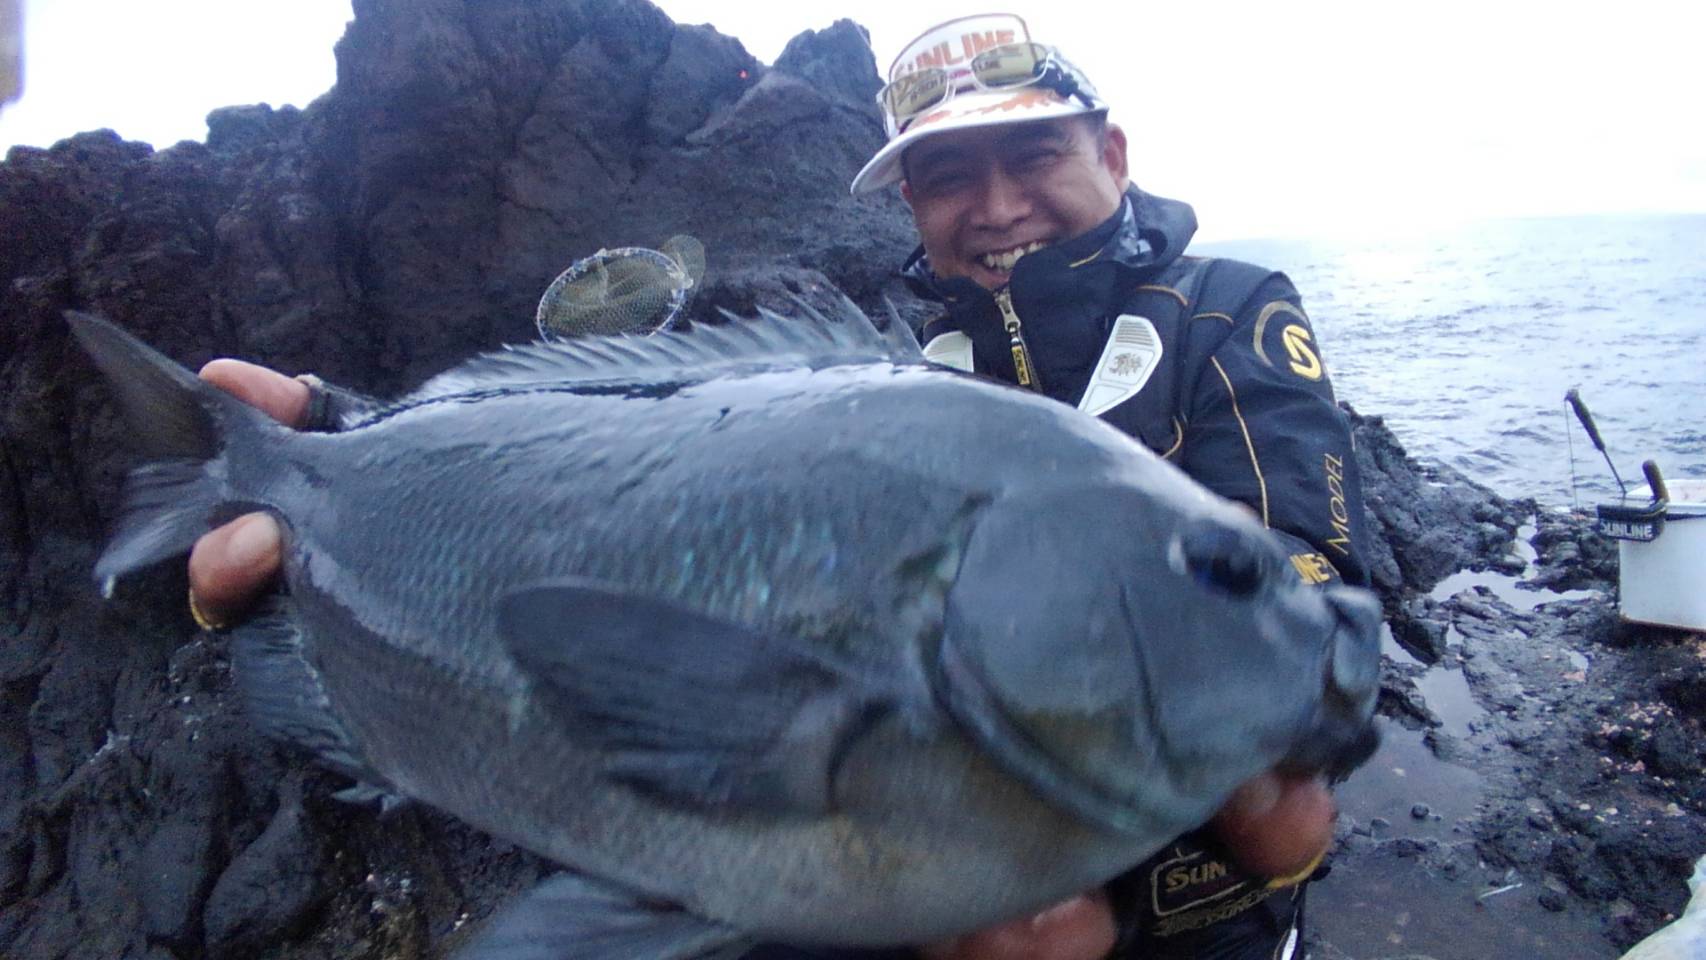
[185,359,305,629]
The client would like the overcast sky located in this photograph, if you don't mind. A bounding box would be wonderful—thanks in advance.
[4,0,1703,241]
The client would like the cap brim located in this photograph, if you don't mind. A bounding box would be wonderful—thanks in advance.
[850,89,1104,196]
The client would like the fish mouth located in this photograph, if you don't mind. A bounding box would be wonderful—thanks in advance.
[934,630,1155,836]
[1277,586,1384,780]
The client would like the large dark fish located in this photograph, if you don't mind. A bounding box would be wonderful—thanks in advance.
[71,301,1380,960]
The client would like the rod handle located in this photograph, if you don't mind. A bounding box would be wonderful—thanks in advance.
[1642,460,1669,503]
[1565,389,1607,453]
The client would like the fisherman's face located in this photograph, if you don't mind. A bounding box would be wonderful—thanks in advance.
[902,116,1129,291]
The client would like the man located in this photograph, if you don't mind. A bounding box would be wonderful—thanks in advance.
[843,14,1370,959]
[187,12,1366,959]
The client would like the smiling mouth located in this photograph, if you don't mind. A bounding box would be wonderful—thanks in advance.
[978,240,1051,273]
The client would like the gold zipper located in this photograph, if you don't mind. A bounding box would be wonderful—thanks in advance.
[994,288,1042,392]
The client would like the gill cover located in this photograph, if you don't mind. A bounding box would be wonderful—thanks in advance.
[934,486,1174,834]
[934,482,1380,836]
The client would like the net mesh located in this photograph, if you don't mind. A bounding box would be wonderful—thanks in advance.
[535,235,705,341]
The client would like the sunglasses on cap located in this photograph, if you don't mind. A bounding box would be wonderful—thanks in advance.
[876,42,1093,137]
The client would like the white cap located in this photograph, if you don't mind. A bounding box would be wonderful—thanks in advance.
[850,13,1107,196]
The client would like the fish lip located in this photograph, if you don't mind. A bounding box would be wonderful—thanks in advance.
[1277,587,1384,779]
[933,631,1150,836]
[1325,587,1382,707]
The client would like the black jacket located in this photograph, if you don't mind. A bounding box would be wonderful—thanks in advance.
[903,187,1368,958]
[904,186,1370,588]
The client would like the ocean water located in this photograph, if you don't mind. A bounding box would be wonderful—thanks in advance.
[1200,214,1706,509]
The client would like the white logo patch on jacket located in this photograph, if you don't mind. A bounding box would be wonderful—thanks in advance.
[1078,314,1163,417]
[922,331,974,372]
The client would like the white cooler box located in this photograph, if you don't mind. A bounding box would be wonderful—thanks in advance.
[1597,478,1706,631]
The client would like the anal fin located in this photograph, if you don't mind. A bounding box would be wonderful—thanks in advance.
[453,870,751,960]
[332,782,411,815]
[230,595,396,794]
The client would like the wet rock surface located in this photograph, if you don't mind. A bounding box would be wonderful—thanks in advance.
[1312,416,1704,959]
[2,5,1701,960]
[1346,407,1535,605]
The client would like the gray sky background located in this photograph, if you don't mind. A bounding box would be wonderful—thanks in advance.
[4,0,1703,241]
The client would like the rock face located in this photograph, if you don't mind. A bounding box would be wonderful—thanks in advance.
[2,2,1700,958]
[1347,406,1532,604]
[1,3,915,957]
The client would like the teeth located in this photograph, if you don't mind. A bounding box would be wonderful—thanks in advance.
[979,241,1049,272]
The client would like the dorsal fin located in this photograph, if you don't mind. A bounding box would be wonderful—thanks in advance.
[398,293,923,405]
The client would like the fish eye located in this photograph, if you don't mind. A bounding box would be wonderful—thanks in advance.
[1170,522,1272,597]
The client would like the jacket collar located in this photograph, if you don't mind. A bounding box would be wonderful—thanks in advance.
[902,187,1197,396]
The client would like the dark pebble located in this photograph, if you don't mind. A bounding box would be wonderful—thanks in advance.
[1411,803,1431,819]
[1539,892,1566,912]
[1371,817,1392,830]
[1390,838,1435,859]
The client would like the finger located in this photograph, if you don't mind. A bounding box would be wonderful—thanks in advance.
[921,892,1115,960]
[1211,772,1335,882]
[198,358,311,427]
[187,513,283,627]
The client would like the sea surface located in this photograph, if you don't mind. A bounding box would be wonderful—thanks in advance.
[1200,214,1706,510]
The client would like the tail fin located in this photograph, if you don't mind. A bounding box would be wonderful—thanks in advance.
[66,311,276,589]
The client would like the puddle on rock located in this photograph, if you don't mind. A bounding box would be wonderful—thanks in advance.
[1512,521,1540,564]
[1428,518,1601,612]
[1336,718,1484,841]
[1381,622,1487,739]
[1380,622,1424,667]
[1414,664,1487,739]
[1443,623,1465,648]
[1428,568,1600,611]
[1313,844,1619,960]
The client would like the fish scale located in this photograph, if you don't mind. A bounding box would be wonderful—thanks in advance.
[71,300,1382,958]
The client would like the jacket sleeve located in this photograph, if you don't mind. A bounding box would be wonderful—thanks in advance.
[1175,272,1371,587]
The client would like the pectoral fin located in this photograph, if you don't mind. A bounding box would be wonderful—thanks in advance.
[453,870,751,960]
[498,579,891,814]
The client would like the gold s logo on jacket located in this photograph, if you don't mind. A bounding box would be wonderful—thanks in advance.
[1251,301,1325,382]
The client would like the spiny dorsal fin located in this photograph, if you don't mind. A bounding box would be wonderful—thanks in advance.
[399,292,921,405]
